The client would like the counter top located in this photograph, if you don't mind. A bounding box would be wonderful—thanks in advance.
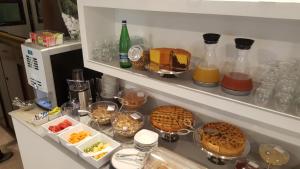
[9,105,299,169]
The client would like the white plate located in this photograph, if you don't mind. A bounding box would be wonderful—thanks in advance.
[111,148,144,169]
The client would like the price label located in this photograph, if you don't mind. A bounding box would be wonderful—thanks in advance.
[274,146,285,154]
[107,105,116,111]
[130,113,141,120]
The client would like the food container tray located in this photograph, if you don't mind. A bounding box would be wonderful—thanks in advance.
[76,133,121,168]
[41,115,79,143]
[144,147,208,169]
[58,123,98,154]
[29,30,64,47]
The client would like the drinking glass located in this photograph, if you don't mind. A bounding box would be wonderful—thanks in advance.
[254,87,273,106]
[294,97,300,117]
[61,101,80,121]
[92,39,119,63]
[273,92,293,112]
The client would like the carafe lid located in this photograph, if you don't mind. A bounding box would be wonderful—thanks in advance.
[203,33,221,44]
[235,38,254,50]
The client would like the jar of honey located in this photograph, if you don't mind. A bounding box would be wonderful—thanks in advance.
[193,33,221,87]
[221,38,254,95]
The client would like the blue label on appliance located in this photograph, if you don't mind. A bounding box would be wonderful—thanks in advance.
[28,50,33,55]
[120,53,129,63]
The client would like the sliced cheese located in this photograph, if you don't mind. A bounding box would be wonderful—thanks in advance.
[150,49,161,64]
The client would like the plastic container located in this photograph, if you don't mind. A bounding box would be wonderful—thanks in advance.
[111,111,144,137]
[118,88,148,110]
[58,123,98,154]
[76,133,121,168]
[41,115,79,143]
[29,30,64,47]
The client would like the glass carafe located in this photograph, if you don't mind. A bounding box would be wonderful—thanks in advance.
[221,38,254,95]
[193,33,221,87]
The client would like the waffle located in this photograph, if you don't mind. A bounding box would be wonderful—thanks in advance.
[150,105,193,132]
[199,122,246,156]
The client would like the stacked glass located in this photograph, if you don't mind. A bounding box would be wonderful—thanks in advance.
[254,60,300,114]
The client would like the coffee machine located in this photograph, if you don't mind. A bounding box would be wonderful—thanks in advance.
[21,40,101,110]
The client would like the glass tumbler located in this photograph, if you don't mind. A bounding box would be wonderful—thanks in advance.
[273,92,293,112]
[61,101,80,121]
[254,87,273,106]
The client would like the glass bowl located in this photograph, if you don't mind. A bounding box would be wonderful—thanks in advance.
[118,88,148,110]
[89,101,119,125]
[111,111,144,137]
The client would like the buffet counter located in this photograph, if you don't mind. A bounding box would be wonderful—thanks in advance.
[10,105,299,169]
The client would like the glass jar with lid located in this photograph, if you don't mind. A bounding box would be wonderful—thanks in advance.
[221,38,255,95]
[193,33,221,87]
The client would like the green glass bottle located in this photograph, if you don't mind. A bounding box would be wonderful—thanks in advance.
[119,20,131,68]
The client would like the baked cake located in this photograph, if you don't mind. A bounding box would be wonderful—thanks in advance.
[199,122,246,156]
[149,48,191,72]
[150,105,194,132]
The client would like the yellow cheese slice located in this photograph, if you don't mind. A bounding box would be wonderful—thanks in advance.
[176,54,188,65]
[150,49,161,64]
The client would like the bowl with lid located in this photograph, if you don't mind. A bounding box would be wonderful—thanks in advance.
[89,101,119,125]
[117,88,148,110]
[111,111,144,137]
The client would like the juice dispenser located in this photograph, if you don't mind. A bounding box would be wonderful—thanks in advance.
[193,33,221,87]
[221,38,254,95]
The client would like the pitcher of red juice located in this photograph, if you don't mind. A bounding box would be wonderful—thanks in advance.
[221,38,254,96]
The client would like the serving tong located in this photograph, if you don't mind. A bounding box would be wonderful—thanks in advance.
[115,151,148,165]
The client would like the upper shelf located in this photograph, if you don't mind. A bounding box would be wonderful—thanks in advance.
[79,0,300,20]
[84,58,300,137]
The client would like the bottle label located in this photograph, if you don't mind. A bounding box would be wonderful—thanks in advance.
[120,53,130,63]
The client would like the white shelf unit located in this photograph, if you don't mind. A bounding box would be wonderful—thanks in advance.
[78,0,300,146]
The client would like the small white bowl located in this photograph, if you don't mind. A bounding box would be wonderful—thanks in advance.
[76,133,121,168]
[58,123,98,154]
[41,115,79,143]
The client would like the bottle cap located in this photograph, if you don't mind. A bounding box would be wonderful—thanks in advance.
[203,33,221,44]
[235,38,254,50]
[122,20,127,24]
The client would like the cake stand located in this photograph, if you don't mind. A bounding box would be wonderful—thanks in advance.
[193,127,251,165]
[145,64,188,78]
[151,118,197,142]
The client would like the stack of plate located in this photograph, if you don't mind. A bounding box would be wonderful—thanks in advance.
[134,129,159,152]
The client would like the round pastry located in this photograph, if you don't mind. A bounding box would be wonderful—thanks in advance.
[150,105,194,132]
[199,122,246,156]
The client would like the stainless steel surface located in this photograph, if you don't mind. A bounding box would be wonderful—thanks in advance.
[78,90,90,110]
